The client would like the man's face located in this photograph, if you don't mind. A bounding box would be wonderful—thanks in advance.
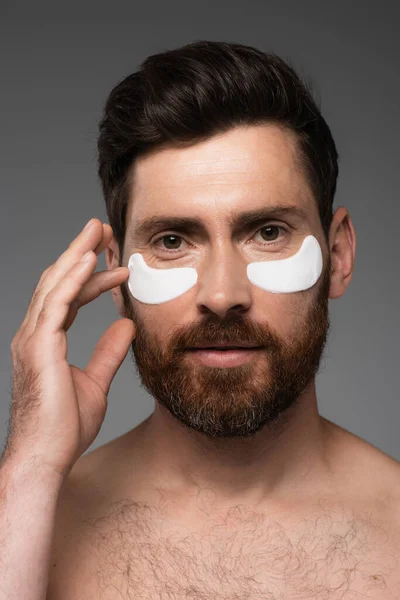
[119,124,332,439]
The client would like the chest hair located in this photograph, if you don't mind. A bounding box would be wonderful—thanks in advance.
[78,498,399,600]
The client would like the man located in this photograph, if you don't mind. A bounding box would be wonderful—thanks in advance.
[3,40,400,598]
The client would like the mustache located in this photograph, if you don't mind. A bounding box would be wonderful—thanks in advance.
[167,313,280,352]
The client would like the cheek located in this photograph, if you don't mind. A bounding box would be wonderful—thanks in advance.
[133,302,188,343]
[257,292,311,340]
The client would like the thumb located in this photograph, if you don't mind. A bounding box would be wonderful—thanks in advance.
[84,318,136,396]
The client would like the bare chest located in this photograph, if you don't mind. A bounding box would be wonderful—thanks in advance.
[48,499,400,600]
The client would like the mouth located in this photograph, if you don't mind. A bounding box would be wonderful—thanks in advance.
[188,343,262,350]
[186,345,264,367]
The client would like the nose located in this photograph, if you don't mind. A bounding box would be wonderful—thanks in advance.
[195,247,252,319]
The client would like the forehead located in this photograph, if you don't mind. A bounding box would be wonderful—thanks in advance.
[127,123,314,223]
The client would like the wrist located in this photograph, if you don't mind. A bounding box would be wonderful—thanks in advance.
[0,452,65,492]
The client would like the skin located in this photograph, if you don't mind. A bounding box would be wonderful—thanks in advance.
[102,123,358,512]
[45,124,400,599]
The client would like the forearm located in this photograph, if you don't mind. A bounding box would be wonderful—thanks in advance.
[0,456,63,600]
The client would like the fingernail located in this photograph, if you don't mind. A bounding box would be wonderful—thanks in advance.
[83,218,94,231]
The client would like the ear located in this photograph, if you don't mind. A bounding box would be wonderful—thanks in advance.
[105,234,127,318]
[328,206,356,300]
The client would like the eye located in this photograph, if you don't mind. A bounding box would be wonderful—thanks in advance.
[151,224,289,255]
[153,234,186,252]
[253,225,288,245]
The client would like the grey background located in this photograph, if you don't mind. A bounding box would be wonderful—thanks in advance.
[1,1,399,459]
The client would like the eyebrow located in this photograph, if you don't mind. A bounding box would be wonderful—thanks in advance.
[130,204,309,241]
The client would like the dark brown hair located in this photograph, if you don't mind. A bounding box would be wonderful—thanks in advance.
[97,40,338,261]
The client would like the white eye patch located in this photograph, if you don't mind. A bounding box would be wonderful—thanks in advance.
[127,235,323,305]
[247,235,323,293]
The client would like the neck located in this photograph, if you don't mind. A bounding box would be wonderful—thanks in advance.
[127,380,333,511]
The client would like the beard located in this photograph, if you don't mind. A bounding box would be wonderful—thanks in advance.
[120,256,331,440]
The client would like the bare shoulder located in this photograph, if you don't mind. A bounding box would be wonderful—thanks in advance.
[50,427,144,538]
[47,430,143,599]
[324,418,400,527]
[46,462,104,597]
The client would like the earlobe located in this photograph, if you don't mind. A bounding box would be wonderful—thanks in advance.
[111,286,127,318]
[328,207,356,300]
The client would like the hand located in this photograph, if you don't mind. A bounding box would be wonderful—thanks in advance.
[5,218,136,479]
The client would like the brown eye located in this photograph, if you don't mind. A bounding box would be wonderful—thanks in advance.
[161,234,182,250]
[259,226,280,242]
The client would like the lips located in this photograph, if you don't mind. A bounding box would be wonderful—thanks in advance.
[194,347,256,350]
[189,344,261,350]
[186,346,264,367]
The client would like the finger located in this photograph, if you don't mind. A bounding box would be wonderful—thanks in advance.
[19,219,105,337]
[93,223,113,255]
[41,218,105,286]
[63,266,129,332]
[30,251,98,343]
[19,264,54,330]
[84,318,136,397]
